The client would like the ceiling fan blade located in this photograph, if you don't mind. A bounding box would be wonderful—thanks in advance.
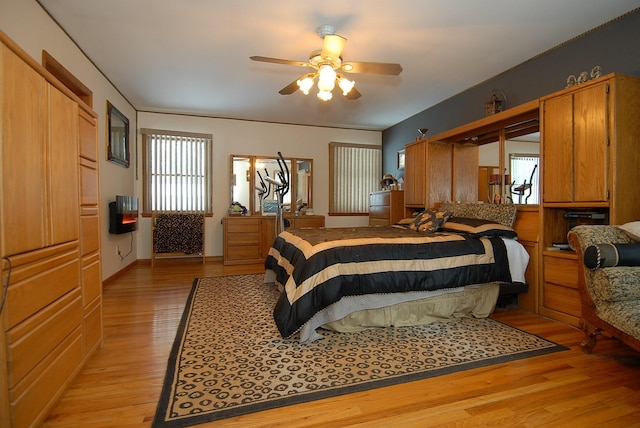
[250,56,310,68]
[321,34,346,61]
[345,86,361,100]
[278,78,301,95]
[342,61,403,75]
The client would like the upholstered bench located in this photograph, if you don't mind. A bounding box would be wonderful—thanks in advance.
[567,224,640,353]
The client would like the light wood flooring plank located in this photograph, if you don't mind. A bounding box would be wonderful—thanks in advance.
[43,260,640,427]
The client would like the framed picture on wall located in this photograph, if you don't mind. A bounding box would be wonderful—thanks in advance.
[107,101,130,168]
[397,149,405,170]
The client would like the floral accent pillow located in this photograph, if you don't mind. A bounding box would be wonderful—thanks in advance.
[409,210,452,232]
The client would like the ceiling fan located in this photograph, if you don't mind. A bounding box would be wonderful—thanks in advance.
[250,25,403,101]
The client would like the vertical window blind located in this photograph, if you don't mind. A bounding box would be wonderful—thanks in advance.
[142,129,213,214]
[329,142,382,214]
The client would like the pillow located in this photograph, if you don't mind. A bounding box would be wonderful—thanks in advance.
[394,212,420,227]
[618,221,640,242]
[438,202,518,227]
[583,243,640,269]
[440,216,518,239]
[409,210,452,233]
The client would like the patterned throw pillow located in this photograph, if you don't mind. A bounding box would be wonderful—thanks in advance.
[394,212,420,227]
[409,210,452,232]
[440,216,518,239]
[439,202,518,227]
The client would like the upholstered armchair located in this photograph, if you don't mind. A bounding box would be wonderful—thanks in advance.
[567,224,640,353]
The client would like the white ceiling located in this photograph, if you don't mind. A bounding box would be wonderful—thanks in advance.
[38,1,639,131]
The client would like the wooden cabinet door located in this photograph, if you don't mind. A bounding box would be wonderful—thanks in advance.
[48,84,80,245]
[404,140,425,206]
[542,93,574,203]
[1,45,48,256]
[79,110,99,206]
[452,143,477,203]
[573,82,608,202]
[427,142,453,207]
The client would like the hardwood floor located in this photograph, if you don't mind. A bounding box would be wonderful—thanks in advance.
[43,260,640,427]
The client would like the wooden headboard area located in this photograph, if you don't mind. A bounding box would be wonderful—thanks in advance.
[439,202,518,227]
[414,99,540,210]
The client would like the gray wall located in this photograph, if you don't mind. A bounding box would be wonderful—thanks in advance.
[382,9,640,178]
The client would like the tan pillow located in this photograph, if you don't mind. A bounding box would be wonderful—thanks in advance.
[618,221,640,242]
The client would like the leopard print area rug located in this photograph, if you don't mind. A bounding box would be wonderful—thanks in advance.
[153,274,566,427]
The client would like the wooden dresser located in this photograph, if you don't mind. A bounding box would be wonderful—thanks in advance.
[223,214,325,265]
[369,190,405,226]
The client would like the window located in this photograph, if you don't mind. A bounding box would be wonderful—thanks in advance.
[142,129,213,214]
[329,142,382,215]
[509,154,539,204]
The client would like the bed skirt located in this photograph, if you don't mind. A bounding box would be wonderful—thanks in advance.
[321,282,500,333]
[266,270,501,342]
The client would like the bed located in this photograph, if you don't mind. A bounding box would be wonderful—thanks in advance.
[264,203,529,343]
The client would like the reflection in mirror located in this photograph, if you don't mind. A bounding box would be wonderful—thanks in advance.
[231,154,313,215]
[231,156,251,209]
[506,132,539,204]
[255,158,292,214]
[296,160,311,211]
[477,120,539,204]
[479,141,499,203]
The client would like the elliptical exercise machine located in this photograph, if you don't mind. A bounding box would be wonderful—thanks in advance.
[259,151,290,235]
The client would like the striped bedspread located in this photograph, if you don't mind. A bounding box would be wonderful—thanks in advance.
[265,226,513,338]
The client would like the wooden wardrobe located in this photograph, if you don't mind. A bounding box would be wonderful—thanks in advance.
[0,31,102,427]
[539,73,640,326]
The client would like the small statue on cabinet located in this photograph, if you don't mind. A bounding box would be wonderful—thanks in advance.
[380,173,398,190]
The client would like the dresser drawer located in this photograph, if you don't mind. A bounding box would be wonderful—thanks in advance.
[226,218,261,233]
[6,288,82,387]
[5,247,80,329]
[369,205,390,219]
[10,328,83,428]
[543,255,578,288]
[80,213,100,255]
[227,231,261,246]
[81,255,101,305]
[370,191,390,206]
[83,297,102,354]
[79,160,98,205]
[226,246,262,260]
[543,282,581,317]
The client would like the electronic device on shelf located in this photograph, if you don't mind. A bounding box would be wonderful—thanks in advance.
[563,211,606,220]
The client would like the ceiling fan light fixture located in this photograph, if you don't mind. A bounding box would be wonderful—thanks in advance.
[297,74,315,95]
[252,25,401,101]
[338,76,355,95]
[317,64,337,91]
[317,89,333,101]
[322,34,347,61]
